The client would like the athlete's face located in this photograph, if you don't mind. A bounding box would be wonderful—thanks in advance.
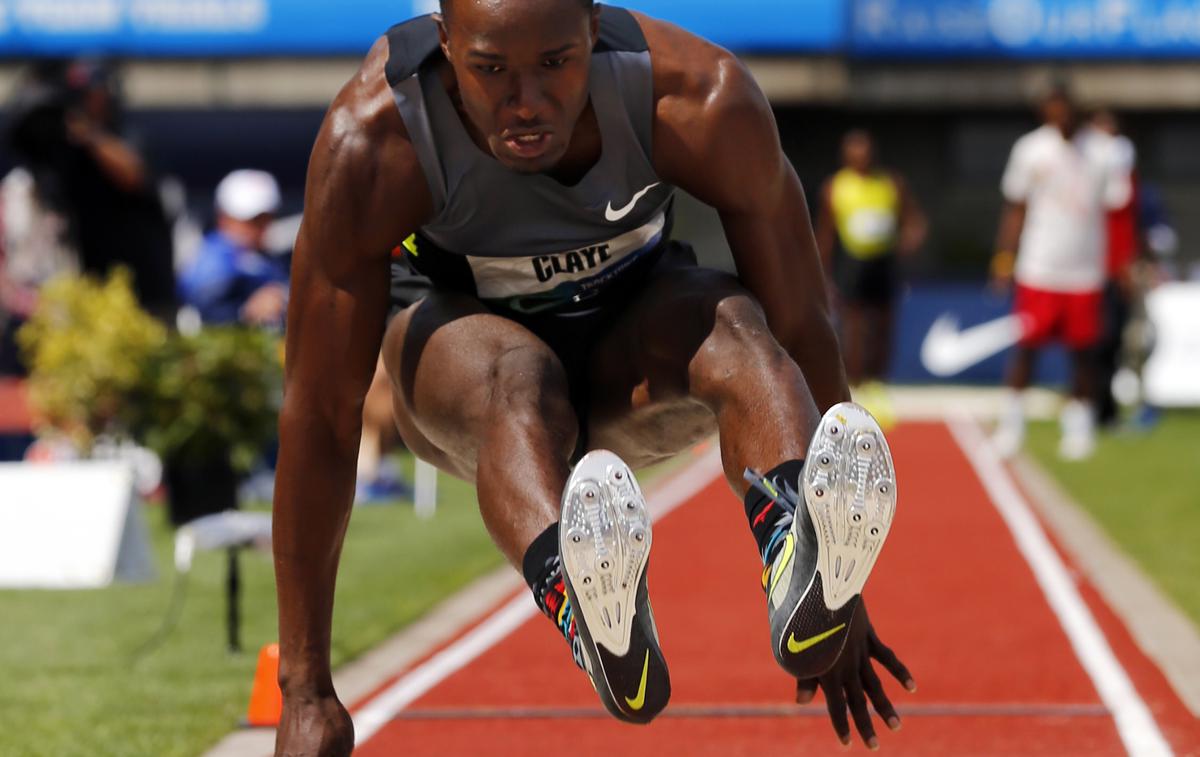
[439,0,599,173]
[1042,94,1077,135]
[842,132,874,173]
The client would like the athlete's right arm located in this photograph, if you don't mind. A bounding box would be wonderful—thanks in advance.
[894,173,928,257]
[992,138,1031,291]
[273,39,432,757]
[992,201,1026,290]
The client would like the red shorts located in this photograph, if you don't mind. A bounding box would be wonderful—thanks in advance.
[1014,284,1102,350]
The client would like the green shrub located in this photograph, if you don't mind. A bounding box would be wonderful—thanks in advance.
[18,269,282,471]
[124,326,282,472]
[17,268,166,453]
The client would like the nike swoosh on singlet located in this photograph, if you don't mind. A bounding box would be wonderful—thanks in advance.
[624,650,651,710]
[787,623,847,654]
[605,182,660,222]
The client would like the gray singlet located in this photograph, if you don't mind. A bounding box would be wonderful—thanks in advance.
[384,7,676,316]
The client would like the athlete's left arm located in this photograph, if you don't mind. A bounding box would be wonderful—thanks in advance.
[647,31,849,412]
[894,173,929,257]
[644,21,915,747]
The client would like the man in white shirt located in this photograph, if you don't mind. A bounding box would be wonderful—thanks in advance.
[990,86,1131,460]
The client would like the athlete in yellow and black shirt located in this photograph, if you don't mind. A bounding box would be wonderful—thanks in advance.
[816,129,927,421]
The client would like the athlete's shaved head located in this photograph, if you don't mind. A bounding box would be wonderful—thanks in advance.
[1040,83,1078,137]
[842,129,875,173]
[435,0,601,174]
[439,0,593,23]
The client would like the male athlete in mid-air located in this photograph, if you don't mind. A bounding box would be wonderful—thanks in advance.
[273,2,914,754]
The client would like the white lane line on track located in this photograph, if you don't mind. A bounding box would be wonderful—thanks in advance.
[947,415,1173,757]
[352,445,725,746]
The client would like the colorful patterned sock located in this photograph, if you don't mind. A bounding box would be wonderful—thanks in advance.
[522,523,585,670]
[743,459,806,580]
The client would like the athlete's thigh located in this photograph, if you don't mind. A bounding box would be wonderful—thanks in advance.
[382,291,570,477]
[586,260,761,463]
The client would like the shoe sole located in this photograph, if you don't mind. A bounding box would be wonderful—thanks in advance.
[560,450,669,724]
[773,402,897,677]
[804,403,897,609]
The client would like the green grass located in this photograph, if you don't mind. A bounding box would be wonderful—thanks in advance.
[0,456,502,757]
[1026,410,1200,624]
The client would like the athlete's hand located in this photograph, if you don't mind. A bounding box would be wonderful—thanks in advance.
[988,250,1016,295]
[65,110,100,146]
[242,283,289,327]
[795,600,915,749]
[274,692,354,757]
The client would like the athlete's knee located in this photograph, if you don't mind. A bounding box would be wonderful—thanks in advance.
[699,296,786,372]
[686,294,800,411]
[486,344,578,442]
[712,294,771,335]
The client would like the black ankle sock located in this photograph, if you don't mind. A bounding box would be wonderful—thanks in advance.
[744,459,806,563]
[521,522,561,613]
[521,522,585,670]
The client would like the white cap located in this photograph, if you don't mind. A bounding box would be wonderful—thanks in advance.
[215,169,281,221]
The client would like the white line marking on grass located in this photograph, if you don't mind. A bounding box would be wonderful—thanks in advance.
[947,416,1173,757]
[352,445,724,745]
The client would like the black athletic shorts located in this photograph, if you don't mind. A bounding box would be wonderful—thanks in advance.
[388,240,699,463]
[833,249,898,306]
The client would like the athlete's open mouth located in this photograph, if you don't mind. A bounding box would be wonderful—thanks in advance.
[502,130,552,159]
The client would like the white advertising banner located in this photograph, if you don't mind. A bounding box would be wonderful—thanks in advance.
[1144,282,1200,408]
[0,461,155,588]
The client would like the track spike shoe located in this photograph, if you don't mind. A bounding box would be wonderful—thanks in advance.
[560,450,669,724]
[750,402,897,678]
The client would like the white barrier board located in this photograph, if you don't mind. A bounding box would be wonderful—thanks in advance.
[1144,283,1200,408]
[0,462,155,588]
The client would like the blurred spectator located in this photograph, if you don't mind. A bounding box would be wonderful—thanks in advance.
[178,171,406,503]
[5,59,176,320]
[1138,183,1178,272]
[0,167,79,376]
[815,129,926,425]
[178,170,289,328]
[357,359,412,505]
[1091,110,1139,428]
[990,87,1131,461]
[176,169,290,506]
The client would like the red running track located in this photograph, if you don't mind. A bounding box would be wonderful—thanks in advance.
[352,422,1199,756]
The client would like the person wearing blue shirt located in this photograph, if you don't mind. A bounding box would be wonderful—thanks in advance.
[179,169,289,327]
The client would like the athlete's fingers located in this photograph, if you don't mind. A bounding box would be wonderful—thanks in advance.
[869,632,916,691]
[795,678,819,704]
[847,674,878,749]
[822,678,852,746]
[862,659,901,731]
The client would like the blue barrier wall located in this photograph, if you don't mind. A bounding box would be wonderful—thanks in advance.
[0,0,845,57]
[852,0,1200,58]
[5,0,1200,58]
[621,0,845,52]
[0,0,413,56]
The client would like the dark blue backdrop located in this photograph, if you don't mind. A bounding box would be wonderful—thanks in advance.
[890,283,1069,384]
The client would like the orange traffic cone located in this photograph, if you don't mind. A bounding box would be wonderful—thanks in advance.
[246,643,283,727]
